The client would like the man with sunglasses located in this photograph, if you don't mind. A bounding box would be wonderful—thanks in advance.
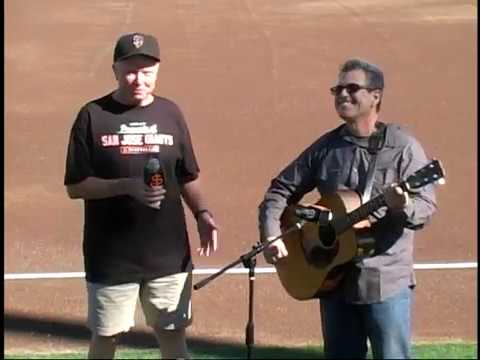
[258,58,437,359]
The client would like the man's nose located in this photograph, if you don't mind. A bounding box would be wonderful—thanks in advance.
[339,87,350,96]
[134,72,144,83]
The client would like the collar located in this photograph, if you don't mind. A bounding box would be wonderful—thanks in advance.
[338,121,389,150]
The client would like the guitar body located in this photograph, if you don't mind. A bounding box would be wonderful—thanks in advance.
[276,190,366,300]
[272,159,445,301]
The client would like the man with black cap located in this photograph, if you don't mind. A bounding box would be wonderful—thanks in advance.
[64,32,218,359]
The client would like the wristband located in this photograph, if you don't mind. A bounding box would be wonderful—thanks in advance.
[194,209,212,220]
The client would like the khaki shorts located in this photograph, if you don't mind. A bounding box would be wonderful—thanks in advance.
[87,272,192,336]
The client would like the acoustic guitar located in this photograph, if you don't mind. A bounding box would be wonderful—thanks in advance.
[275,159,445,300]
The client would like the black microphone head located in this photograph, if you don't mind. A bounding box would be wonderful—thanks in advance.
[295,205,332,224]
[145,157,161,172]
[144,157,164,187]
[295,207,319,221]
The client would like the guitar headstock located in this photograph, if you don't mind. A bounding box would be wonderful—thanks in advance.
[404,159,446,191]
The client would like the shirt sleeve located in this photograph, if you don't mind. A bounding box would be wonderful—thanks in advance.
[258,143,320,240]
[398,135,438,229]
[64,107,95,185]
[174,108,200,185]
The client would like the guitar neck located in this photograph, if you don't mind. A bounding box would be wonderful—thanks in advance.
[325,159,444,236]
[333,194,387,235]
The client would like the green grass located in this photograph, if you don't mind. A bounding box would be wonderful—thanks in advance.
[4,341,477,359]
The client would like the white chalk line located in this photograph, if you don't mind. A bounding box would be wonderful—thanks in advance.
[4,262,477,280]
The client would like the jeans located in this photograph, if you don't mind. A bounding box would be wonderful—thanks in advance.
[320,287,413,359]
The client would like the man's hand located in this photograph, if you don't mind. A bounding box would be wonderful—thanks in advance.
[196,211,218,256]
[384,184,409,210]
[263,238,289,264]
[122,178,166,209]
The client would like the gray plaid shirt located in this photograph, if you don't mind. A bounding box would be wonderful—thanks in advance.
[258,122,437,303]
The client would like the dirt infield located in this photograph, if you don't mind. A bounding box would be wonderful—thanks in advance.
[5,0,477,352]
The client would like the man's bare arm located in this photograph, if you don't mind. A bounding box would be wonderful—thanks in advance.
[66,177,165,209]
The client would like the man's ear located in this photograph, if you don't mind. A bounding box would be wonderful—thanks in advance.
[372,89,382,105]
[112,64,118,80]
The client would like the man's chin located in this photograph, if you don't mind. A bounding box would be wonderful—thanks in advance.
[132,94,147,100]
[338,113,354,122]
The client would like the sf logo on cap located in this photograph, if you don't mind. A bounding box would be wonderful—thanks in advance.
[132,34,144,48]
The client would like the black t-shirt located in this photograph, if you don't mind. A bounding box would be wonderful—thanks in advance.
[64,94,199,285]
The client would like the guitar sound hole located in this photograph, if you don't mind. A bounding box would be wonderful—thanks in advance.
[308,224,338,268]
[318,224,336,247]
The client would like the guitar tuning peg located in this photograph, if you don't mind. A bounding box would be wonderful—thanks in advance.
[437,178,446,185]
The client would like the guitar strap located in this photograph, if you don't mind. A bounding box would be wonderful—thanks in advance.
[359,121,387,203]
[355,122,387,260]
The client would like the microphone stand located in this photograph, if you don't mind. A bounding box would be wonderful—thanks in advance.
[193,220,305,359]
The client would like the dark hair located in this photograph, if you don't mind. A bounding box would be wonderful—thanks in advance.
[339,58,384,111]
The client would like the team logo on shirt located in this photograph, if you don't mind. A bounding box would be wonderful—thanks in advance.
[100,122,174,154]
[119,122,157,134]
[149,173,165,186]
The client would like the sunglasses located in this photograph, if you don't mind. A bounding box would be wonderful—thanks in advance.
[330,83,376,96]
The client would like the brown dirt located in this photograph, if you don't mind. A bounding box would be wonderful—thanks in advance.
[5,0,477,352]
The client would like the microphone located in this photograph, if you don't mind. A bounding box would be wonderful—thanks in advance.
[295,206,332,225]
[144,157,165,187]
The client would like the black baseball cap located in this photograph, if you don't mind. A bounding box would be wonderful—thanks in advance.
[113,33,161,63]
